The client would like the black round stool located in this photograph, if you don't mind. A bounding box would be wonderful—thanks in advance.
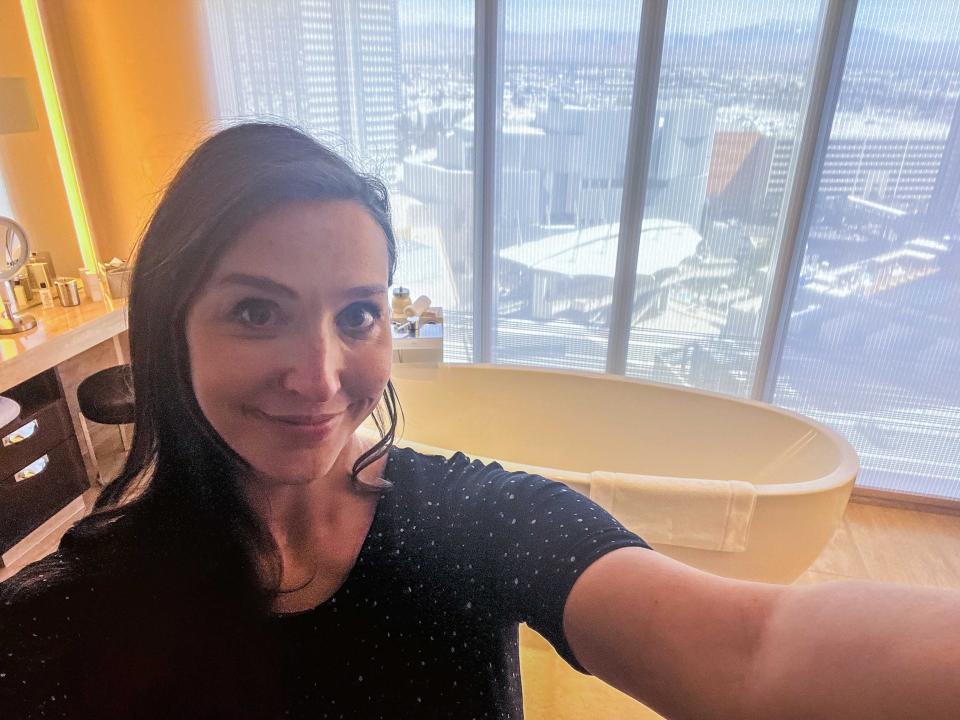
[77,365,134,485]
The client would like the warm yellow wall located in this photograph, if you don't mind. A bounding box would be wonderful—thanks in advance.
[0,0,83,276]
[41,0,216,262]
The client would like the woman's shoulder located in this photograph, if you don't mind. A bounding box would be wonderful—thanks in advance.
[387,442,570,511]
[388,443,510,488]
[0,551,116,619]
[0,555,105,695]
[1,520,164,621]
[388,442,476,472]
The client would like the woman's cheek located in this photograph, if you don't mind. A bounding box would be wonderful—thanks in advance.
[376,346,394,387]
[357,345,393,404]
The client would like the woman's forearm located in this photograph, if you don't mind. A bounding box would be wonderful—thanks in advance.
[748,580,960,719]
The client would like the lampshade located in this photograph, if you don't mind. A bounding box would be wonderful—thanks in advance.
[0,77,39,135]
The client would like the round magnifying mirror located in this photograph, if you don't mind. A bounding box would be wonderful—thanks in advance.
[0,216,38,334]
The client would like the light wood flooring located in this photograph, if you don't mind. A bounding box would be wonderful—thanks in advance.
[795,498,960,590]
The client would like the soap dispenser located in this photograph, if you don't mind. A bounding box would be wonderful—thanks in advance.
[38,281,55,309]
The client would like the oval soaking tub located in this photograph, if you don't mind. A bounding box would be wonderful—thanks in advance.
[371,363,858,584]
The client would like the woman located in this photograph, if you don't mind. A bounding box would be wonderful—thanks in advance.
[1,123,957,719]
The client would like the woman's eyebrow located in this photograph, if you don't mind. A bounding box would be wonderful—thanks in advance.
[344,285,388,300]
[217,274,387,301]
[219,273,298,299]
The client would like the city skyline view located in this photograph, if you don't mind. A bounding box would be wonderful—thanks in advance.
[204,0,960,501]
[394,0,960,43]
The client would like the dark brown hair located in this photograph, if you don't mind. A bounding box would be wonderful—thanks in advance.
[3,122,402,610]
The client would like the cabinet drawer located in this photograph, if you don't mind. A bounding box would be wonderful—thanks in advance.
[0,399,74,479]
[0,437,88,556]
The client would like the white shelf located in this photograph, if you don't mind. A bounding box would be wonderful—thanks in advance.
[393,336,442,351]
[391,329,443,363]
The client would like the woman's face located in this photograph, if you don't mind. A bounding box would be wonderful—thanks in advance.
[186,199,392,484]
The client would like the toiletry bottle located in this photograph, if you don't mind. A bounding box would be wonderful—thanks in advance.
[38,282,55,310]
[391,286,412,323]
[12,268,35,307]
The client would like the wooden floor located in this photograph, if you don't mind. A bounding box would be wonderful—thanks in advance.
[796,498,960,589]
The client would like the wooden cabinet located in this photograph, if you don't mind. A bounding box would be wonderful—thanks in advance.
[0,369,89,561]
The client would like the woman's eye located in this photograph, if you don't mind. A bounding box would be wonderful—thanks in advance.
[231,298,284,328]
[339,303,381,333]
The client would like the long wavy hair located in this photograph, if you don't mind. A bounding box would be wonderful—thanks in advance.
[3,123,402,612]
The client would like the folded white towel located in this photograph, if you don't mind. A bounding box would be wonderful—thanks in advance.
[589,471,757,553]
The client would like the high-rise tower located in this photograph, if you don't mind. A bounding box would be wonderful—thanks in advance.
[206,0,401,176]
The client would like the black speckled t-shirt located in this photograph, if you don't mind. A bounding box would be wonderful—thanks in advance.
[0,445,650,719]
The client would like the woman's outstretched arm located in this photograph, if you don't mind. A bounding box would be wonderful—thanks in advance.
[563,547,960,720]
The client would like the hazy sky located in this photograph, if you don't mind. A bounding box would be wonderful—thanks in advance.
[398,0,960,43]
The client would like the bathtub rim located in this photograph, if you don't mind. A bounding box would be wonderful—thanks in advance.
[389,362,861,498]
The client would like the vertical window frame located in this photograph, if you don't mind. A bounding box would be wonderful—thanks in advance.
[747,0,860,401]
[605,0,669,376]
[473,0,501,363]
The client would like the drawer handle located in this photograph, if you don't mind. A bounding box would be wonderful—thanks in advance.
[3,418,38,447]
[14,454,49,482]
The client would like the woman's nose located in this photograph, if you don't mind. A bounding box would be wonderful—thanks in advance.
[279,328,343,402]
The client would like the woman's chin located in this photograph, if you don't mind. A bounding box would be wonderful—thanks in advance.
[233,422,365,485]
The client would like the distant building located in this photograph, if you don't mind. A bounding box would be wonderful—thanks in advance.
[926,97,960,236]
[399,97,718,302]
[766,115,950,215]
[341,0,402,172]
[206,0,401,177]
[526,99,631,227]
[497,218,701,322]
[645,100,716,230]
[706,131,776,224]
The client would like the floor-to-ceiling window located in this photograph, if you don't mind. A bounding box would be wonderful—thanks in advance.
[491,0,643,370]
[625,0,824,396]
[774,0,960,499]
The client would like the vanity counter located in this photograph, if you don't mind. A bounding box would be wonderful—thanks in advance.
[0,293,128,567]
[0,295,128,393]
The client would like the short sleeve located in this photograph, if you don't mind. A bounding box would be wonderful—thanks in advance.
[404,448,652,673]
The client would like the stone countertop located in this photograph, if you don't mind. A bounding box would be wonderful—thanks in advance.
[0,293,128,393]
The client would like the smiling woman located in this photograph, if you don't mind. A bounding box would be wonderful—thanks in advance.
[184,199,398,600]
[185,201,393,485]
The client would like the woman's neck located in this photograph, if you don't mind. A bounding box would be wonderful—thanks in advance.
[243,434,384,550]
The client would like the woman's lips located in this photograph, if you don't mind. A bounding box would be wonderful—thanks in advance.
[249,407,342,440]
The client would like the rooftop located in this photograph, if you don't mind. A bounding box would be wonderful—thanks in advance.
[499,218,701,278]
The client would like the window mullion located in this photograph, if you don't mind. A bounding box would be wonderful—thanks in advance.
[751,0,858,401]
[473,0,500,363]
[605,0,669,376]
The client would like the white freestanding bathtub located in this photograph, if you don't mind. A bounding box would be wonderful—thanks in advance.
[375,363,859,585]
